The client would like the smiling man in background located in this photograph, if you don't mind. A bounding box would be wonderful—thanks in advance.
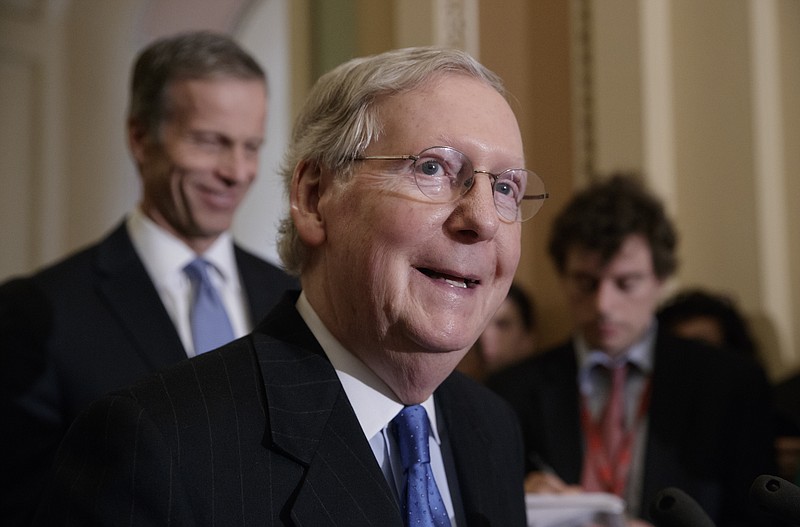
[0,31,296,525]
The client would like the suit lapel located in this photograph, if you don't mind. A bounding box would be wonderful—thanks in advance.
[234,245,276,323]
[254,298,402,526]
[93,224,186,370]
[436,383,491,523]
[639,334,689,511]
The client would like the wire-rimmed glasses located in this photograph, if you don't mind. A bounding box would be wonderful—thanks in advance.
[354,146,548,222]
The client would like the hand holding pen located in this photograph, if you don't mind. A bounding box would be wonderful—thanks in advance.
[525,452,583,494]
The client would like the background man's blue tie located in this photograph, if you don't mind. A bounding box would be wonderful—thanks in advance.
[392,405,452,527]
[184,258,235,354]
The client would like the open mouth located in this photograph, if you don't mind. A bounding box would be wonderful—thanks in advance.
[417,268,479,289]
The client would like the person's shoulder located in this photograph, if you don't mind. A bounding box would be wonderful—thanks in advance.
[17,223,130,289]
[439,371,520,425]
[442,370,506,402]
[114,337,261,415]
[232,244,280,270]
[486,340,574,385]
[233,244,298,287]
[657,330,758,369]
[0,244,103,313]
[656,330,770,389]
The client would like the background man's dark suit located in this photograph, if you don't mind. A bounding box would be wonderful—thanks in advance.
[487,331,777,526]
[34,293,526,526]
[0,222,297,524]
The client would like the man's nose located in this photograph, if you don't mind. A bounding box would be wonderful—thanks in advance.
[593,279,618,313]
[451,174,501,238]
[219,146,254,183]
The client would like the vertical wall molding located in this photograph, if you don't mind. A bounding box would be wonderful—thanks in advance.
[570,0,595,184]
[640,0,677,214]
[749,0,795,367]
[435,0,479,56]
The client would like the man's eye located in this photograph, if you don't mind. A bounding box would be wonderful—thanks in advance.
[495,180,516,197]
[193,135,222,149]
[418,159,444,177]
[617,277,641,292]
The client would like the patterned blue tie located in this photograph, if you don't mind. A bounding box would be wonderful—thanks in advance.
[392,405,452,527]
[184,258,235,354]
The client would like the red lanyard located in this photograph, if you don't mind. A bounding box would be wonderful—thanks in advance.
[580,378,652,496]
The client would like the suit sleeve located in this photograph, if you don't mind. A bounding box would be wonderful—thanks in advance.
[0,278,64,526]
[33,393,194,526]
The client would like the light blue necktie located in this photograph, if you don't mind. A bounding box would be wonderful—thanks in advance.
[392,405,452,527]
[184,258,235,354]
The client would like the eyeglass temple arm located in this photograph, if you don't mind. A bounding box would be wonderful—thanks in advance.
[521,192,550,201]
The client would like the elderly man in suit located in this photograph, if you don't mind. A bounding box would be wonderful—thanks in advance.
[32,45,548,526]
[0,31,296,525]
[488,175,777,526]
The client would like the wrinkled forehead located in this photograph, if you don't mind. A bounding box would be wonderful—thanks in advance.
[370,74,524,163]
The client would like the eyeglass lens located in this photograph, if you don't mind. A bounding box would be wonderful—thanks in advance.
[411,147,546,221]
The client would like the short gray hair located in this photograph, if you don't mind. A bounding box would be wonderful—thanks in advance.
[276,46,506,275]
[127,30,266,140]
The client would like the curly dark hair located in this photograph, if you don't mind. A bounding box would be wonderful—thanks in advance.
[548,173,678,279]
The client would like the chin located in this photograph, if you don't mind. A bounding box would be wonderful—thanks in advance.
[414,327,474,354]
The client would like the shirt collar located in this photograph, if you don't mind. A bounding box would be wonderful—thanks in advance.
[576,320,657,389]
[127,207,237,286]
[295,292,441,444]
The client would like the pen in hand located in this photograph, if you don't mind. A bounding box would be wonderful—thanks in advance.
[528,452,556,475]
[525,452,581,494]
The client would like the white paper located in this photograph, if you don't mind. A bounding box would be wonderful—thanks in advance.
[526,492,627,527]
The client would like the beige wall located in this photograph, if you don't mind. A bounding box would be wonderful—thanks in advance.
[584,0,800,379]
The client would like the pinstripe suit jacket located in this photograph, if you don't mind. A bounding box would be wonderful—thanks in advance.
[34,293,527,526]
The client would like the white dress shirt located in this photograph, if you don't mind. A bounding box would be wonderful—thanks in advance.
[575,321,657,516]
[295,292,458,525]
[126,209,250,357]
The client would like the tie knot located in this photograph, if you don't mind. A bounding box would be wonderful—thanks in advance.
[609,360,629,378]
[392,405,431,469]
[184,258,213,286]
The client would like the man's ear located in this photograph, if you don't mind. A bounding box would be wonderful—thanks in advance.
[290,160,327,248]
[127,118,149,166]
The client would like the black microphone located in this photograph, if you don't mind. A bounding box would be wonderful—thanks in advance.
[649,487,716,527]
[749,474,800,524]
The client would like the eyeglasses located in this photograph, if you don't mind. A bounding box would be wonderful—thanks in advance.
[353,146,549,222]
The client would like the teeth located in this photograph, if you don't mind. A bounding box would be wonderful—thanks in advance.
[443,278,468,288]
[418,267,476,288]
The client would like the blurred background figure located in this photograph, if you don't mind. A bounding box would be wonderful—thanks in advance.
[657,288,758,358]
[659,287,800,484]
[457,282,537,382]
[488,174,778,526]
[0,31,297,526]
[774,371,800,484]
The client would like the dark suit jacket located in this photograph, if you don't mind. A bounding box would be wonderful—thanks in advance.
[33,293,527,526]
[487,332,778,527]
[0,222,297,525]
